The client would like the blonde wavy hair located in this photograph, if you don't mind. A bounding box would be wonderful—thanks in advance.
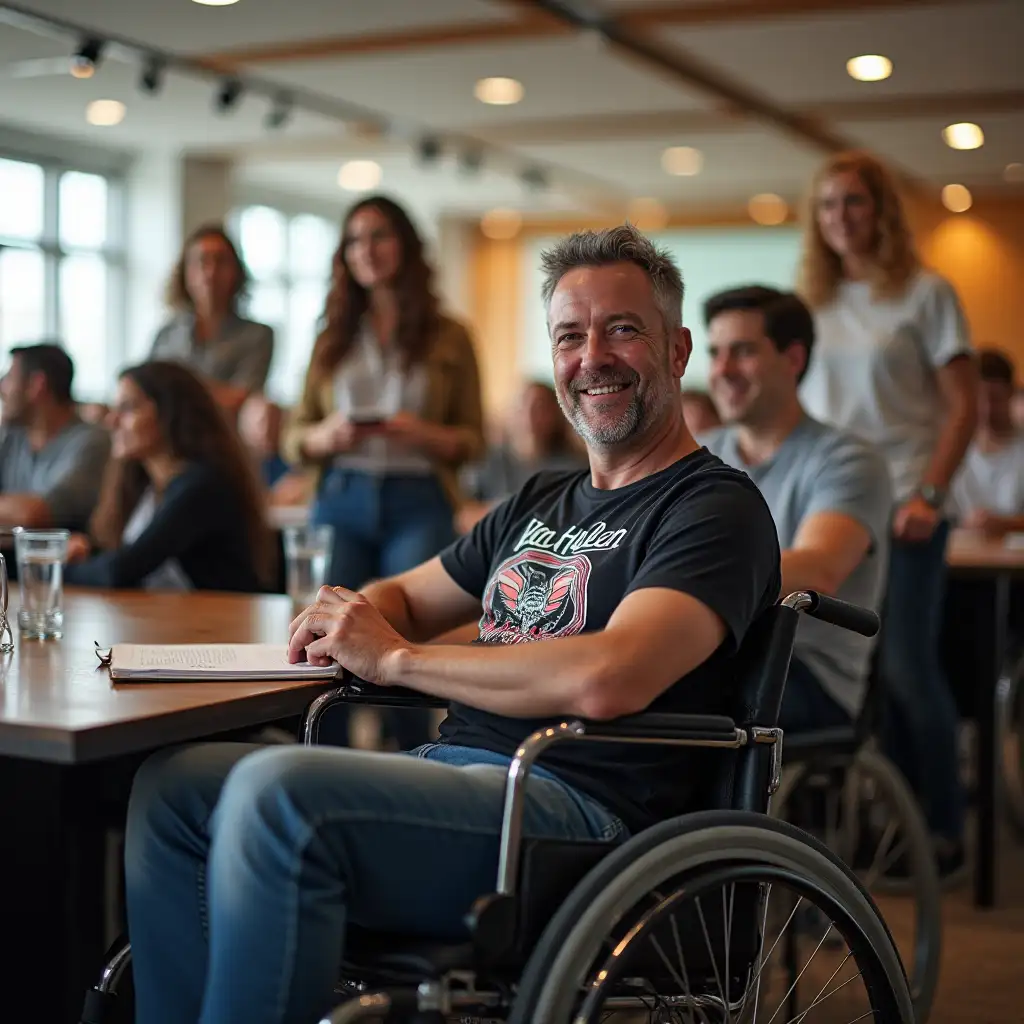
[797,150,920,309]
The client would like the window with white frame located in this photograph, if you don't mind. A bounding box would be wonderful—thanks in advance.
[234,204,337,405]
[0,155,125,402]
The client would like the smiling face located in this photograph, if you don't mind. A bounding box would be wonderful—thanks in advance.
[548,261,690,450]
[343,205,403,290]
[707,308,806,426]
[184,233,241,312]
[107,376,165,461]
[815,168,879,261]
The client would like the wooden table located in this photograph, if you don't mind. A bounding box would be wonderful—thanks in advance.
[0,587,336,1024]
[945,530,1024,909]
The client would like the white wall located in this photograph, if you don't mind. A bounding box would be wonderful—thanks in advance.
[520,226,803,389]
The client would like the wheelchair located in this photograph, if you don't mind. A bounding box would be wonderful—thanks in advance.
[771,678,942,1022]
[80,591,914,1024]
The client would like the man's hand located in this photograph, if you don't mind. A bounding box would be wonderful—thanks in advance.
[65,533,91,564]
[962,508,1013,540]
[287,585,411,682]
[892,495,940,543]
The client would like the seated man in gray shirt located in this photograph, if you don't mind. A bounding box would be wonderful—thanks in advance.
[700,286,892,729]
[0,343,111,532]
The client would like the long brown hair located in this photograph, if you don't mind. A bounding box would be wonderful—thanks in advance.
[311,195,439,374]
[797,150,920,309]
[164,223,250,312]
[90,361,275,586]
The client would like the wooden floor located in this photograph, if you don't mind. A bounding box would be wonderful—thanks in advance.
[925,828,1024,1023]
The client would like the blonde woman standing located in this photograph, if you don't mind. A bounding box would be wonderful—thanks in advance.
[798,150,977,880]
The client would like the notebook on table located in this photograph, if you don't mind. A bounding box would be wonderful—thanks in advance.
[98,643,340,683]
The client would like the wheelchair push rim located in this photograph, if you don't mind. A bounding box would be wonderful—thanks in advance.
[511,812,914,1024]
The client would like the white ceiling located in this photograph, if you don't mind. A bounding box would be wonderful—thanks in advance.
[0,0,1021,218]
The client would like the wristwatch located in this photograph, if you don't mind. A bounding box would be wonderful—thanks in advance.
[916,484,946,509]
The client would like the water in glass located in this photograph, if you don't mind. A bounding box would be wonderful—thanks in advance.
[14,528,68,639]
[283,524,334,608]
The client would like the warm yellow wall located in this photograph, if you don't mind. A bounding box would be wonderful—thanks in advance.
[913,197,1024,372]
[466,197,1024,416]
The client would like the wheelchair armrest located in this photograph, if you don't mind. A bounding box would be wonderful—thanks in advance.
[582,712,740,744]
[341,676,448,709]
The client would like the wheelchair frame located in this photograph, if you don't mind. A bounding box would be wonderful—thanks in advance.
[80,590,912,1024]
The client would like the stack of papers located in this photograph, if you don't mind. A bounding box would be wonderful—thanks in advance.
[107,643,339,682]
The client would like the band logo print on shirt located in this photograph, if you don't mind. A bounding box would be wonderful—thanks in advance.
[479,550,591,643]
[513,517,627,556]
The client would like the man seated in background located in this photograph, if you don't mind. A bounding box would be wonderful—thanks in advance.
[700,285,892,732]
[950,349,1024,539]
[456,379,586,532]
[0,343,110,532]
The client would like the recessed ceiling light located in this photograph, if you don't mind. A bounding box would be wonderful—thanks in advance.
[661,146,703,177]
[474,77,524,106]
[85,99,126,127]
[942,122,984,150]
[192,0,240,6]
[627,197,669,232]
[1004,162,1024,183]
[748,193,789,226]
[337,160,381,192]
[480,209,523,241]
[941,183,972,213]
[846,55,892,82]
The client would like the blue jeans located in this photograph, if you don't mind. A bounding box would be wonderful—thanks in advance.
[124,741,625,1024]
[879,520,965,842]
[779,657,853,733]
[310,469,456,749]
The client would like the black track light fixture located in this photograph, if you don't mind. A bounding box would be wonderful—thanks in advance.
[70,37,104,79]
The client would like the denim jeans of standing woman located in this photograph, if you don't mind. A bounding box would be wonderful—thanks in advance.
[309,467,457,749]
[878,520,966,857]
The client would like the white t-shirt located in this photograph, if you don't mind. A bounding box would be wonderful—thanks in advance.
[800,270,971,503]
[950,434,1024,522]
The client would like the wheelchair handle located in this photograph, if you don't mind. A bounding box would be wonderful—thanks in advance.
[782,591,879,638]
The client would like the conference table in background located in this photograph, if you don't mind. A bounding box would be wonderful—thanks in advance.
[944,529,1024,910]
[0,587,336,1024]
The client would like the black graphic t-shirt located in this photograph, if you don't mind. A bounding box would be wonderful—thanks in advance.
[438,447,781,834]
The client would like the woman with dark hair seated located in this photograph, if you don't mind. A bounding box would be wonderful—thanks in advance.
[65,360,274,592]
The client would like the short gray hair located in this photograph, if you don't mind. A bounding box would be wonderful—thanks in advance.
[540,224,685,331]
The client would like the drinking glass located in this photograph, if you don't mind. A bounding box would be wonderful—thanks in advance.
[282,524,334,608]
[13,527,69,639]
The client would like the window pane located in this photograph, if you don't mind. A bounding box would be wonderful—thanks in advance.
[60,171,108,248]
[247,283,287,334]
[0,158,45,240]
[0,247,46,351]
[239,205,287,279]
[289,215,337,278]
[272,280,327,401]
[59,254,108,399]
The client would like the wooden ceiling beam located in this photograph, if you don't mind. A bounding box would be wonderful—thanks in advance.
[621,0,972,29]
[466,90,1024,144]
[197,0,971,68]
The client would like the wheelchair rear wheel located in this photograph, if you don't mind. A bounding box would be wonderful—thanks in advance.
[773,746,941,1023]
[510,811,913,1024]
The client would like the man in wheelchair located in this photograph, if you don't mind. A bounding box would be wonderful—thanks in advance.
[124,226,785,1023]
[701,285,892,732]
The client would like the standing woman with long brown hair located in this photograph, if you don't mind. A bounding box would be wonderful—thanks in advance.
[798,150,977,879]
[282,195,484,747]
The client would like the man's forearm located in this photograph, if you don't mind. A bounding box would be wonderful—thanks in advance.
[360,578,422,638]
[779,549,846,598]
[0,494,52,529]
[384,634,616,720]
